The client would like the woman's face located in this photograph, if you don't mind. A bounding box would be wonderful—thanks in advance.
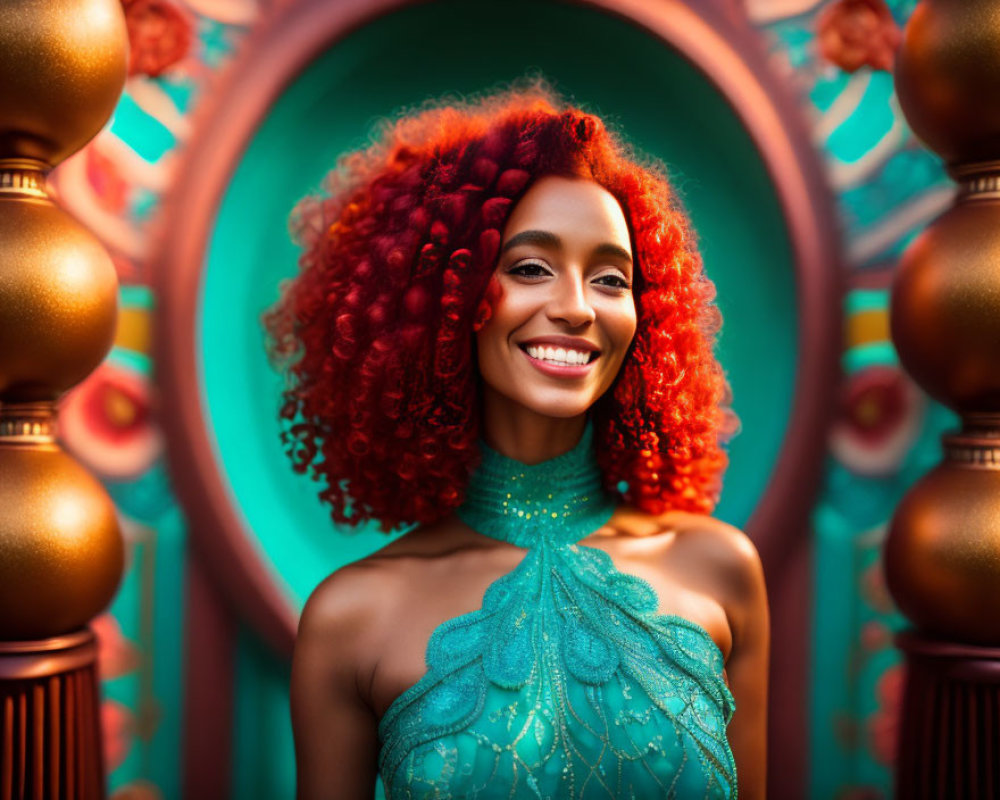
[476,175,637,422]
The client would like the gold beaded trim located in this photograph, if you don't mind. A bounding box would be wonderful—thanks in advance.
[958,173,1000,200]
[0,164,48,199]
[944,435,1000,469]
[952,161,1000,200]
[0,403,58,443]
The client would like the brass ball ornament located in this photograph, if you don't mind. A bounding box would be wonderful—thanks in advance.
[894,0,1000,167]
[890,200,1000,414]
[885,454,1000,645]
[0,196,119,400]
[0,446,123,640]
[0,0,127,166]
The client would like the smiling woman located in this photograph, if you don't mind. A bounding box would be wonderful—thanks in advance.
[262,84,768,799]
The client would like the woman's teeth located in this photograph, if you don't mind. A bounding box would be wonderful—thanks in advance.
[525,345,592,366]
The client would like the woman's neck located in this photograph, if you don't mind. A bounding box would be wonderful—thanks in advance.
[480,387,588,465]
[457,420,616,548]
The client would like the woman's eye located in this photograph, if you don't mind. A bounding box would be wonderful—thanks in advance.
[594,273,631,291]
[508,261,551,278]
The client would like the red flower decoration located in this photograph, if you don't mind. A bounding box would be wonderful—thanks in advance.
[101,700,134,771]
[868,664,906,765]
[830,366,923,476]
[92,613,141,680]
[860,559,895,615]
[859,620,892,652]
[59,361,162,481]
[817,0,902,73]
[85,146,130,214]
[122,0,193,77]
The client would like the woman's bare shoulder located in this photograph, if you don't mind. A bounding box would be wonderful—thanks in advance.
[662,511,766,614]
[663,511,758,558]
[298,516,475,645]
[611,508,764,599]
[296,558,394,660]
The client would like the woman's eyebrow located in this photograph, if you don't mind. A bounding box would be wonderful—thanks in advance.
[500,229,561,254]
[593,243,633,264]
[500,231,632,265]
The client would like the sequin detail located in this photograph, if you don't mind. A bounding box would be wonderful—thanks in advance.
[454,424,618,549]
[377,424,736,799]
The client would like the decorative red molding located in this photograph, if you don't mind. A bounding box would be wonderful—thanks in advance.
[181,548,237,800]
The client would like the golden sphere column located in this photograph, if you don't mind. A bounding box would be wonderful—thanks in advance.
[885,0,1000,795]
[0,1,127,797]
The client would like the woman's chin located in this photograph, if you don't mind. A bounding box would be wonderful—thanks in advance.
[509,392,599,421]
[479,372,609,425]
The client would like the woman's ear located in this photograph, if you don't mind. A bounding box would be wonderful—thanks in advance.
[472,276,503,332]
[472,300,492,333]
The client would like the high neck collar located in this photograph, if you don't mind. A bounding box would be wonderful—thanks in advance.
[456,423,618,548]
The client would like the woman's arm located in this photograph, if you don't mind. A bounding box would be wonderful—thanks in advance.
[715,527,770,800]
[666,515,769,798]
[291,566,382,800]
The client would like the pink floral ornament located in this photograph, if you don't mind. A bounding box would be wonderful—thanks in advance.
[122,0,193,78]
[101,700,135,771]
[859,620,892,652]
[92,614,143,770]
[92,612,142,679]
[816,0,902,73]
[85,146,130,215]
[830,365,923,476]
[58,361,163,481]
[860,558,895,615]
[868,664,906,765]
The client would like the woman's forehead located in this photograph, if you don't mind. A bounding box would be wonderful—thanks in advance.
[502,176,631,253]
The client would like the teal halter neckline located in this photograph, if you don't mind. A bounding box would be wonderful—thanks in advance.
[456,422,619,548]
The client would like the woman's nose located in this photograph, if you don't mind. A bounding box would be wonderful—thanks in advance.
[547,274,596,327]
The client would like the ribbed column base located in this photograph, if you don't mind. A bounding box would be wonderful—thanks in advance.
[0,630,104,800]
[896,632,1000,799]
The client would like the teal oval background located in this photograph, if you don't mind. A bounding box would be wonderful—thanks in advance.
[198,0,798,610]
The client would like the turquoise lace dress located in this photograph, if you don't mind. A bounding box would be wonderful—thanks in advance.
[377,425,737,799]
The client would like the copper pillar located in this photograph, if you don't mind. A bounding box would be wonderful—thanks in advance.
[885,1,1000,796]
[0,2,128,798]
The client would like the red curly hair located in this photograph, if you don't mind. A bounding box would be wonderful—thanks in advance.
[262,86,735,531]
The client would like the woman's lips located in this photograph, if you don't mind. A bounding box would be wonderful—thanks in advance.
[520,347,598,378]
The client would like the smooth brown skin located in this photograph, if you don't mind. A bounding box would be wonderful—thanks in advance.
[291,178,769,799]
